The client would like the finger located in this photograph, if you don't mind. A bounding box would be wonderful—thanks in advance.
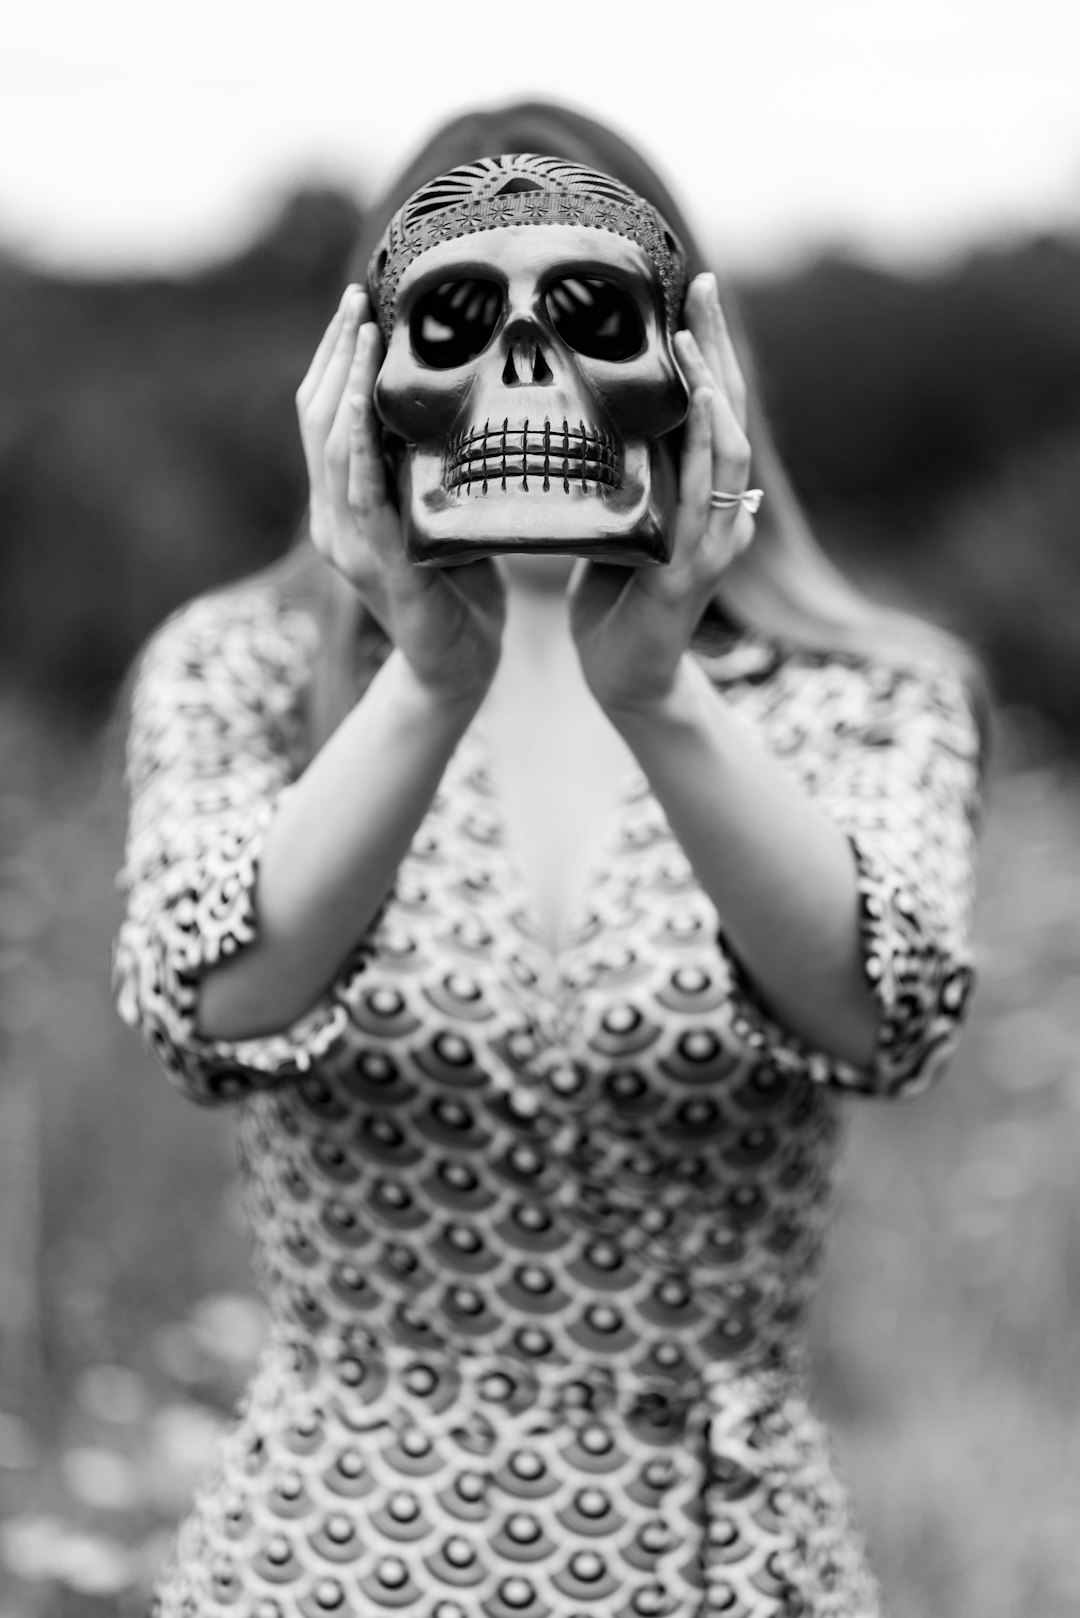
[705,278,749,429]
[333,321,411,595]
[677,384,756,582]
[685,273,748,430]
[322,323,384,524]
[568,558,633,627]
[676,323,741,428]
[296,283,367,412]
[443,556,508,630]
[709,374,752,502]
[669,385,715,570]
[675,331,750,496]
[302,292,363,546]
[683,275,721,381]
[346,326,394,531]
[296,284,353,413]
[298,287,370,468]
[317,318,396,598]
[674,325,714,392]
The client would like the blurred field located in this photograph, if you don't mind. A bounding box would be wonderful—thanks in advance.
[3,198,1080,1616]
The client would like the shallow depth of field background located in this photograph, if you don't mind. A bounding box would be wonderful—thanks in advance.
[4,124,1080,1618]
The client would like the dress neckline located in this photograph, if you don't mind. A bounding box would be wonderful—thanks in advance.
[447,627,783,967]
[454,714,646,972]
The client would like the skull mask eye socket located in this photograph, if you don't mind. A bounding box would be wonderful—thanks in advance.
[544,276,645,362]
[409,277,502,369]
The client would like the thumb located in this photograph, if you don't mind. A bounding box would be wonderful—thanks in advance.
[568,559,633,626]
[443,557,506,625]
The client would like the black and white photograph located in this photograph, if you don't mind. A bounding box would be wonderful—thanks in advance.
[1,4,1078,1614]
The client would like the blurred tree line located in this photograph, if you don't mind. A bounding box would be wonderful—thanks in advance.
[2,187,1080,737]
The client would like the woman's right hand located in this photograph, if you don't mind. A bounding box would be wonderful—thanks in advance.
[297,284,506,707]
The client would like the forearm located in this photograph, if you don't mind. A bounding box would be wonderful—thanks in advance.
[606,655,880,1066]
[197,648,481,1041]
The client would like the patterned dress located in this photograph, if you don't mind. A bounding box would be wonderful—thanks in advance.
[114,577,982,1618]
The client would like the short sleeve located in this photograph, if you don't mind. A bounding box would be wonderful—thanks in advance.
[726,653,984,1098]
[112,587,350,1104]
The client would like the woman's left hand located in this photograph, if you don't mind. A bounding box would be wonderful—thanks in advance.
[570,271,756,714]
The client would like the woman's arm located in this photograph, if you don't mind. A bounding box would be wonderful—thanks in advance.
[117,287,505,1092]
[196,649,478,1040]
[196,287,505,1040]
[607,655,880,1066]
[114,590,353,1103]
[573,275,874,1053]
[113,591,485,1096]
[572,273,981,1091]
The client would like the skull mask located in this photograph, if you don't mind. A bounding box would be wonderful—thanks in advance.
[368,154,690,566]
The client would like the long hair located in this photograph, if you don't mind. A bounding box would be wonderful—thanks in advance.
[278,99,987,748]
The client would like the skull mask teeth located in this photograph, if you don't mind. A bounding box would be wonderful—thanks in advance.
[446,420,620,496]
[369,154,690,567]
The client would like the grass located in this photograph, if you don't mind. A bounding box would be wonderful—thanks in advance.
[2,692,1079,1616]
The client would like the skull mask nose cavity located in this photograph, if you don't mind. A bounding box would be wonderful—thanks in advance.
[501,328,554,388]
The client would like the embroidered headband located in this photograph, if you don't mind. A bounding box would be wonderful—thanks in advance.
[367,152,689,341]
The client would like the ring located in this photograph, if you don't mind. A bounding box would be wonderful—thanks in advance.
[710,488,763,514]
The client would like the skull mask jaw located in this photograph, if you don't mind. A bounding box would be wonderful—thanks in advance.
[373,225,688,567]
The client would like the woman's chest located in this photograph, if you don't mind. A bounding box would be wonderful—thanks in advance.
[345,722,753,1143]
[241,669,845,1296]
[239,799,843,1347]
[475,632,641,955]
[315,639,847,1132]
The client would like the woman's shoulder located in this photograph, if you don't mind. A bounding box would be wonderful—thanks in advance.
[697,623,986,765]
[135,570,320,695]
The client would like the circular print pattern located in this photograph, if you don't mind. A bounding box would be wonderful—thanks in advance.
[115,584,982,1617]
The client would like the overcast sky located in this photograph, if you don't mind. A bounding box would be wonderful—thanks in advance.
[3,0,1078,276]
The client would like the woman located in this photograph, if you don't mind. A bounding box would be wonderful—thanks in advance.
[115,101,984,1618]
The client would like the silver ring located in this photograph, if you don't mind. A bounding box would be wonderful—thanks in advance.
[710,488,763,514]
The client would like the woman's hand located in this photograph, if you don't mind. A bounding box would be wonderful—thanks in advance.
[297,284,505,707]
[569,272,755,714]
